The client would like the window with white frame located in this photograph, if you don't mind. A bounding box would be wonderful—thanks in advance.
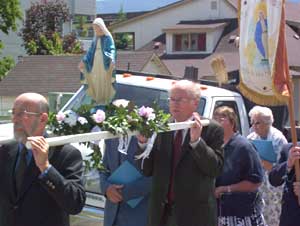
[173,33,206,52]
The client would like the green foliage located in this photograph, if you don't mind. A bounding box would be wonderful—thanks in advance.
[62,33,84,54]
[0,0,21,80]
[20,0,71,55]
[75,15,88,37]
[0,54,15,81]
[25,32,83,55]
[114,5,132,50]
[40,33,64,55]
[25,40,38,55]
[116,5,127,23]
[84,144,106,172]
[0,0,22,34]
[115,33,132,50]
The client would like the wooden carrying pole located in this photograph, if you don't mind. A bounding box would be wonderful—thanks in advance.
[287,80,300,205]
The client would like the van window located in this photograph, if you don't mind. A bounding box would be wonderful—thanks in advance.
[114,84,169,111]
[68,84,169,112]
[65,84,206,116]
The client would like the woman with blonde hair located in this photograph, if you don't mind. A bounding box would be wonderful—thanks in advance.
[213,106,265,226]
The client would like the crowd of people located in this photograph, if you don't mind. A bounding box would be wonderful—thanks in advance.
[1,17,300,226]
[3,81,300,226]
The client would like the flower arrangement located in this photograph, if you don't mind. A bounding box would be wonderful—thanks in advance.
[47,100,170,170]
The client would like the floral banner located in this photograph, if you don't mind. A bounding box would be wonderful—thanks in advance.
[238,0,290,105]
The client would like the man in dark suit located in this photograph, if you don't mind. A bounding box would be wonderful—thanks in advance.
[0,93,86,226]
[269,143,300,226]
[136,80,224,226]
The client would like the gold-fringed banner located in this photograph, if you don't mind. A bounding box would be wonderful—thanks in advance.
[238,0,290,106]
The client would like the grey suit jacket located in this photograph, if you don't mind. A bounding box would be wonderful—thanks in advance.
[137,119,224,226]
[100,137,152,226]
[0,142,86,226]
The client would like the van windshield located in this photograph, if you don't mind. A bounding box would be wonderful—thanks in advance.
[63,83,205,115]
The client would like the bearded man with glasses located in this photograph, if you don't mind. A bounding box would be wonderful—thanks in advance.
[0,92,86,226]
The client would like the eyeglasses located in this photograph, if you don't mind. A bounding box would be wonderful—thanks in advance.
[168,97,193,104]
[251,121,263,126]
[213,115,228,122]
[10,109,42,118]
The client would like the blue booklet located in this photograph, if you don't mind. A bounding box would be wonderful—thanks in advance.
[108,160,144,208]
[251,139,277,163]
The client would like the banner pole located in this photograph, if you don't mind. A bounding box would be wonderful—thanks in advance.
[287,81,300,205]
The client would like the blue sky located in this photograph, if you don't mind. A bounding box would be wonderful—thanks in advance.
[96,0,300,14]
[96,0,180,14]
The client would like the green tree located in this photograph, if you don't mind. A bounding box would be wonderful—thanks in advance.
[75,15,88,37]
[0,0,22,80]
[28,32,83,55]
[20,0,74,55]
[115,4,127,23]
[114,5,132,50]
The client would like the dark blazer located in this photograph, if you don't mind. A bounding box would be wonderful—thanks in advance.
[269,143,300,226]
[100,137,152,226]
[137,119,224,226]
[0,142,86,226]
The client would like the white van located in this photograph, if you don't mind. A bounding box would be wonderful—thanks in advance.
[66,73,250,226]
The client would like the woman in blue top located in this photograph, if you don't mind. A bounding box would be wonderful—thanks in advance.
[213,106,265,226]
[78,17,116,105]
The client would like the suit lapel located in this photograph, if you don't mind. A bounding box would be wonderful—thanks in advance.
[17,157,40,200]
[17,146,56,200]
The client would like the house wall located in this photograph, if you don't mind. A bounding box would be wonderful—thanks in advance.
[142,59,170,75]
[0,96,16,117]
[165,25,226,54]
[112,0,236,49]
[0,96,51,118]
[209,26,225,51]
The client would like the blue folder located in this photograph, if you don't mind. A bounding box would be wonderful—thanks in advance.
[108,160,143,208]
[251,139,277,163]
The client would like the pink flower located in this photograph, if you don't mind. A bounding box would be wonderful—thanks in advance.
[92,110,106,123]
[56,112,65,122]
[138,106,154,119]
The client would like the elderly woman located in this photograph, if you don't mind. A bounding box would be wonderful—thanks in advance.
[213,106,265,226]
[247,106,287,226]
[78,17,116,105]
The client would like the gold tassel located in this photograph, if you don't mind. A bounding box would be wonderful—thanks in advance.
[238,82,287,106]
[210,55,228,87]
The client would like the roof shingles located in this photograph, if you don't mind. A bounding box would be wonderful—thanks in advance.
[0,56,82,96]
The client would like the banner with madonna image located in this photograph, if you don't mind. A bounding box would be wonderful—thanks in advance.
[238,0,290,106]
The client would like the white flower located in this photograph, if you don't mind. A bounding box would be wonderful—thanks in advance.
[112,99,130,108]
[63,110,78,126]
[78,117,88,125]
[148,113,156,121]
[92,109,106,123]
